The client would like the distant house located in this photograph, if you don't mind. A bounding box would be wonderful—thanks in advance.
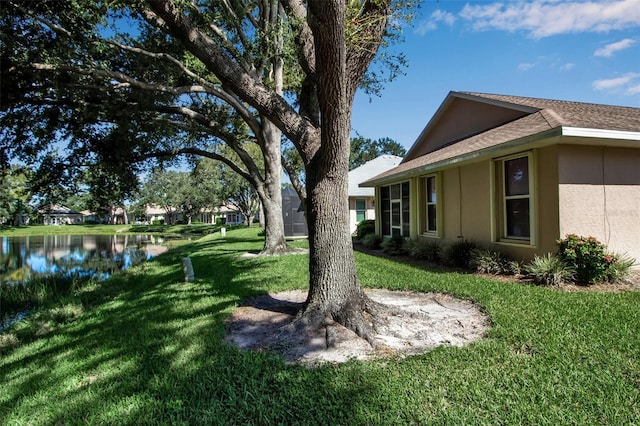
[141,205,178,224]
[282,187,308,237]
[214,204,246,225]
[362,91,640,266]
[348,155,402,234]
[37,204,84,225]
[82,207,134,224]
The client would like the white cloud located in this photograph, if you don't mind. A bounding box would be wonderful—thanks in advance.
[594,38,637,57]
[519,57,576,72]
[626,84,640,95]
[592,72,640,91]
[415,10,456,35]
[459,0,640,38]
[518,62,538,71]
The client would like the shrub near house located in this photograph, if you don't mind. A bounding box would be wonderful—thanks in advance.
[368,233,634,287]
[557,234,635,285]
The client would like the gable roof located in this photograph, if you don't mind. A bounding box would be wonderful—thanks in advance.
[349,155,403,196]
[37,204,81,215]
[363,91,640,186]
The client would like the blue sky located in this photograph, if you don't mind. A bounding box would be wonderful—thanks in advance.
[351,0,640,150]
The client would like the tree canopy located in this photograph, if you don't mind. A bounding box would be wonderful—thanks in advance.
[1,0,415,343]
[350,135,406,170]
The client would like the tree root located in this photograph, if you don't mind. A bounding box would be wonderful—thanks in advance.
[291,292,394,349]
[258,244,307,257]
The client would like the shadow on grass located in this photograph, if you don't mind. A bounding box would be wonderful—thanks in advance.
[0,230,385,424]
[2,229,639,424]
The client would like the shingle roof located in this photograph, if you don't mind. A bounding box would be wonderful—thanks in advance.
[363,92,640,185]
[349,155,403,196]
[462,92,640,132]
[37,204,81,215]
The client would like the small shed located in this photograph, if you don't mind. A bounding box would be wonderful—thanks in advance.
[282,187,308,237]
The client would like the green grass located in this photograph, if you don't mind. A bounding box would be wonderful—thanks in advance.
[0,223,235,237]
[1,224,133,236]
[1,227,639,424]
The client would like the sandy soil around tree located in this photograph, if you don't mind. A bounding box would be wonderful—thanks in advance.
[224,289,490,365]
[226,247,639,365]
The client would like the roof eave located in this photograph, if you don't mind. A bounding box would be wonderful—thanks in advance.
[562,127,640,141]
[362,126,640,187]
[361,127,563,187]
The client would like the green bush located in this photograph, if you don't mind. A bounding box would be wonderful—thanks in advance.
[507,260,526,276]
[605,253,635,283]
[354,220,376,239]
[557,234,634,284]
[381,235,405,255]
[362,233,383,250]
[443,239,479,270]
[526,253,575,286]
[470,248,510,275]
[406,239,441,262]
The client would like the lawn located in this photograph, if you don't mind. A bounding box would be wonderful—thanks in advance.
[1,227,638,424]
[1,224,134,236]
[0,223,226,237]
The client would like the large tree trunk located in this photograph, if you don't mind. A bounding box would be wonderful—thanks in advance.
[296,0,379,343]
[257,128,290,254]
[258,19,290,256]
[144,0,391,341]
[261,195,289,254]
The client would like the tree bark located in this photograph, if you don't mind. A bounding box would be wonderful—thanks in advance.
[293,0,379,343]
[257,122,288,253]
[143,0,392,342]
[256,14,290,256]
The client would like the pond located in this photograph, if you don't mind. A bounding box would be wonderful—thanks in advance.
[0,234,168,330]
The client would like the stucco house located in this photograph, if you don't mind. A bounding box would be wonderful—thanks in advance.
[37,204,84,225]
[214,204,246,225]
[362,91,640,266]
[348,155,403,234]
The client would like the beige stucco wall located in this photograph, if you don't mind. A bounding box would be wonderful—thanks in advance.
[430,162,493,242]
[533,146,561,256]
[558,145,640,266]
[381,143,638,266]
[417,146,562,262]
[409,98,529,160]
[440,168,462,241]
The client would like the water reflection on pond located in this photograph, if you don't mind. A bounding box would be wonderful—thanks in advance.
[1,234,168,329]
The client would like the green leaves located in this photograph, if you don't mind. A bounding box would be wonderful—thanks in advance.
[349,135,405,169]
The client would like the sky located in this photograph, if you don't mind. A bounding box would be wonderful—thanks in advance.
[351,0,640,151]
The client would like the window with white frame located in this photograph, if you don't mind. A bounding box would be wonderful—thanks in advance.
[423,175,437,234]
[355,198,366,223]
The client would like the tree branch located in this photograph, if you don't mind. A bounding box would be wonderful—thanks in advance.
[345,0,392,100]
[280,0,316,77]
[152,105,265,182]
[8,0,72,37]
[146,147,253,183]
[30,63,212,97]
[281,154,307,204]
[143,0,319,163]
